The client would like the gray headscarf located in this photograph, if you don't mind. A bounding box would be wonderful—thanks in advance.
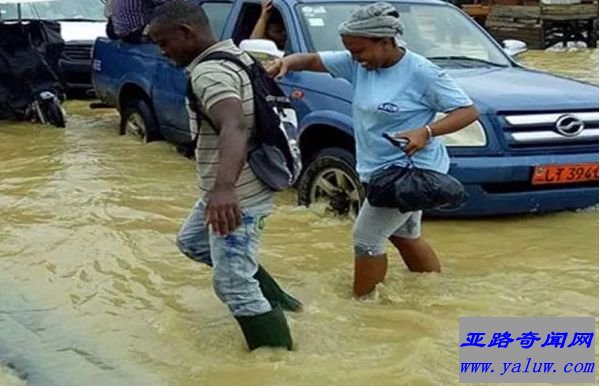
[337,2,404,45]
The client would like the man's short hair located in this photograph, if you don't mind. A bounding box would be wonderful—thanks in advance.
[150,0,210,30]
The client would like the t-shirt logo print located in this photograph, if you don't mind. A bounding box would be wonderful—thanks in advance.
[378,102,399,114]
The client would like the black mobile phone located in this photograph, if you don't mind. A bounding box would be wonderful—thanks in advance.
[383,133,409,149]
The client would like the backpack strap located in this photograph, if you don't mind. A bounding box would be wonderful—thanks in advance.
[201,51,254,75]
[185,78,214,147]
[186,51,256,139]
[186,78,215,127]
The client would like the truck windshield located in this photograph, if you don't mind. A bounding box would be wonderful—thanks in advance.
[0,0,105,22]
[298,3,510,67]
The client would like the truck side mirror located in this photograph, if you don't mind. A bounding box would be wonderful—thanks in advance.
[239,39,284,62]
[502,39,528,57]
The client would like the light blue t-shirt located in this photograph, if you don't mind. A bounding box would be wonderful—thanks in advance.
[319,49,473,182]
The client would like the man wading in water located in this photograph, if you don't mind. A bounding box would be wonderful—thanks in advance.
[148,0,301,351]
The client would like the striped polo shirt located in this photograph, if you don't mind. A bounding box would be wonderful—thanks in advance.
[186,40,273,208]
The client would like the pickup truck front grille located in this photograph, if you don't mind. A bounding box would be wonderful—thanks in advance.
[502,111,599,148]
[62,43,93,61]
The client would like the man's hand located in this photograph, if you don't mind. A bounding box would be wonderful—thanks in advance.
[265,58,288,79]
[392,127,429,156]
[205,184,242,236]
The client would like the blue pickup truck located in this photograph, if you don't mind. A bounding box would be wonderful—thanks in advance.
[92,0,599,217]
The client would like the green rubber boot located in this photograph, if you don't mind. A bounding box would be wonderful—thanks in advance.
[235,305,293,351]
[254,265,303,312]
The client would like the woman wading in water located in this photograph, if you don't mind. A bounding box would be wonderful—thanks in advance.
[266,2,477,297]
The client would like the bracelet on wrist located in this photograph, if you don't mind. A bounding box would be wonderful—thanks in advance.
[425,125,433,139]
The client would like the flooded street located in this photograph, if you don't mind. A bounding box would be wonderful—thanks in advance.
[0,50,598,385]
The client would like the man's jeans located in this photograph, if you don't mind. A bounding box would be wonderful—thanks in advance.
[176,199,273,317]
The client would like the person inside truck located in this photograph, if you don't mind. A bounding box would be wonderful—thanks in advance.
[249,0,287,51]
[104,0,118,39]
[107,0,171,43]
[266,2,478,298]
[147,0,301,352]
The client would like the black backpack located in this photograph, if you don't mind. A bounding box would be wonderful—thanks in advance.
[186,51,302,191]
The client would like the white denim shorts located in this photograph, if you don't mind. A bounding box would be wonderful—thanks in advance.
[352,200,422,256]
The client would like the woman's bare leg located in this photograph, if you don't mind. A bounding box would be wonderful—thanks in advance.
[388,235,441,273]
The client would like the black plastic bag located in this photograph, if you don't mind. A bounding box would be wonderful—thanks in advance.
[366,164,468,212]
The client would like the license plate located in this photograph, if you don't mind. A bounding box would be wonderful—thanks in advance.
[532,163,599,185]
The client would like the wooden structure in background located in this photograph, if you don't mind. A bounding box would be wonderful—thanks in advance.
[483,1,599,49]
[463,3,491,27]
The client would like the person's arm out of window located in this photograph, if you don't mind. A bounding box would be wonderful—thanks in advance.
[250,0,273,40]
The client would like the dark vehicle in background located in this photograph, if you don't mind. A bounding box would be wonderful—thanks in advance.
[0,1,66,127]
[0,0,106,93]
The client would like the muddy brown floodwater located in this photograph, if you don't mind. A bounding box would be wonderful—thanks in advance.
[0,50,597,385]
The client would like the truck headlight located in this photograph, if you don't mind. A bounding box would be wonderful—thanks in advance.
[435,113,487,147]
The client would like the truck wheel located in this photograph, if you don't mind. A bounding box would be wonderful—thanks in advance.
[120,98,160,143]
[297,147,364,218]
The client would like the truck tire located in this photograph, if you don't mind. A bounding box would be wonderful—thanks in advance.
[119,98,160,143]
[297,147,364,218]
